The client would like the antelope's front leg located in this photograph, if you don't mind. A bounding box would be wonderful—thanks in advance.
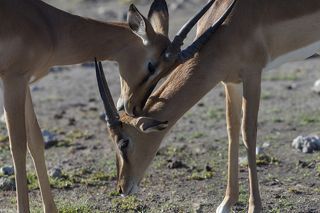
[216,83,242,213]
[242,73,262,213]
[25,88,58,213]
[3,76,30,213]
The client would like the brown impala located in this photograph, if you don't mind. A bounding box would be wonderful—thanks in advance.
[97,0,320,213]
[0,0,212,212]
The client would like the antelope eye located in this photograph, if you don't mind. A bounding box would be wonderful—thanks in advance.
[118,139,129,152]
[148,62,156,74]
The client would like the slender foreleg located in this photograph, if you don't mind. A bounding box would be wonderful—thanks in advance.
[242,73,262,213]
[25,88,58,213]
[216,83,243,213]
[3,76,30,213]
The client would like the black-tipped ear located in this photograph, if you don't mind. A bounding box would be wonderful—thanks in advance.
[148,0,169,36]
[128,4,156,45]
[131,117,168,133]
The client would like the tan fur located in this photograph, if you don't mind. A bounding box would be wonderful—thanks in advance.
[0,0,170,212]
[115,1,320,212]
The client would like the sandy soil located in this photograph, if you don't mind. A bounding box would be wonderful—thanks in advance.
[0,0,319,212]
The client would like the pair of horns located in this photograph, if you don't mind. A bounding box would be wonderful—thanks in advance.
[96,0,237,125]
[165,0,237,63]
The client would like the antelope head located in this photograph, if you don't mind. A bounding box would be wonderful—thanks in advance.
[95,60,168,195]
[120,0,236,116]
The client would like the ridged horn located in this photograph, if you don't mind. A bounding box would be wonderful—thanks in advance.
[164,0,216,60]
[95,58,121,128]
[177,0,237,62]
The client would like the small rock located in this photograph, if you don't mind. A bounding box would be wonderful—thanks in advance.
[286,83,297,90]
[0,177,16,191]
[256,147,265,155]
[68,118,76,126]
[197,102,205,107]
[262,142,270,148]
[0,166,14,176]
[312,79,320,94]
[49,168,62,179]
[88,98,97,103]
[205,164,212,172]
[42,130,58,149]
[167,158,188,169]
[292,135,320,153]
[54,110,65,119]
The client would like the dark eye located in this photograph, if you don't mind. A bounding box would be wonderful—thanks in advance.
[148,62,156,74]
[118,139,129,152]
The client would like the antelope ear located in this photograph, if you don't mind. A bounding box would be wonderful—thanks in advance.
[131,117,168,133]
[148,0,169,36]
[128,4,156,45]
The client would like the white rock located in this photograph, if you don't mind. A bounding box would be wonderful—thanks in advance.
[292,135,320,153]
[312,79,320,94]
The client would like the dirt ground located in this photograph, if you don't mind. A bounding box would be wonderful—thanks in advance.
[0,0,320,212]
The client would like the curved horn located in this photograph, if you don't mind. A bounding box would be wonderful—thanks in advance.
[95,58,121,128]
[165,0,216,60]
[178,0,237,62]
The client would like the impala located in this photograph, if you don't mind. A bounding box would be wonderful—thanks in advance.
[97,0,320,212]
[0,0,214,212]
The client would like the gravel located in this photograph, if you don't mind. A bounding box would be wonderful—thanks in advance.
[0,177,15,191]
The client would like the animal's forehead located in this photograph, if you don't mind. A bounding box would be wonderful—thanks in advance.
[120,113,134,125]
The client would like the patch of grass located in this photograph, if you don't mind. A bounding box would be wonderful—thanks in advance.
[267,197,294,213]
[50,174,75,189]
[237,187,248,207]
[261,91,273,100]
[0,135,9,143]
[191,132,206,139]
[206,108,224,120]
[81,171,115,186]
[188,170,214,181]
[27,173,39,190]
[154,202,185,213]
[0,135,9,154]
[240,154,280,167]
[151,158,167,169]
[111,196,146,212]
[256,154,280,166]
[298,114,320,125]
[56,129,93,147]
[288,187,303,194]
[263,72,300,81]
[58,202,99,213]
[165,145,181,157]
[109,190,120,197]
